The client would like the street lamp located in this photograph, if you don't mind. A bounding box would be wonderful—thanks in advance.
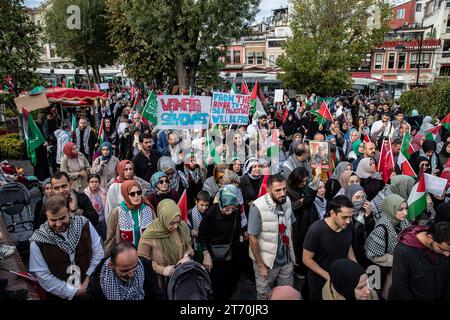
[415,25,434,86]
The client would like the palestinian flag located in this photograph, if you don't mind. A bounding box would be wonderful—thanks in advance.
[141,91,158,126]
[401,131,414,160]
[71,113,77,131]
[250,81,266,120]
[397,151,416,177]
[310,101,333,125]
[178,190,188,222]
[205,125,223,165]
[267,129,280,159]
[407,173,427,221]
[22,108,45,166]
[241,80,249,94]
[424,125,441,141]
[98,118,105,148]
[230,82,237,94]
[378,137,395,183]
[441,113,450,131]
[257,174,269,198]
[282,107,289,123]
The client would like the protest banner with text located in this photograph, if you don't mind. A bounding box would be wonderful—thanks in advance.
[211,92,250,125]
[157,95,211,129]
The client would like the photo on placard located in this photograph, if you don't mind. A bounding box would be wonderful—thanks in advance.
[309,140,331,170]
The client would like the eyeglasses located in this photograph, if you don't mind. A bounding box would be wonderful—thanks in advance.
[158,179,169,185]
[128,191,142,197]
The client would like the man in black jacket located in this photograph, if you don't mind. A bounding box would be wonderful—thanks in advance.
[87,241,164,300]
[389,222,450,300]
[132,133,161,181]
[50,171,99,227]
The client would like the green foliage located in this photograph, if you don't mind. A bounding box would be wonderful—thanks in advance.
[0,133,25,160]
[277,0,391,95]
[117,0,259,89]
[45,0,117,83]
[400,80,450,116]
[0,0,44,106]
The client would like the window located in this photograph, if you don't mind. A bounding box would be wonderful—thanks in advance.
[247,51,255,65]
[256,52,264,65]
[268,40,285,48]
[444,40,450,52]
[398,53,406,69]
[269,55,275,66]
[388,52,396,69]
[421,53,431,68]
[416,3,422,12]
[233,51,241,64]
[410,53,431,68]
[225,51,232,64]
[374,53,383,70]
[49,47,56,58]
[397,8,405,19]
[447,1,450,8]
[440,66,450,76]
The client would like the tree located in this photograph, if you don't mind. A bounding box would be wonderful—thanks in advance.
[0,0,44,109]
[277,0,391,95]
[106,0,175,88]
[44,0,117,85]
[400,80,450,117]
[124,0,259,91]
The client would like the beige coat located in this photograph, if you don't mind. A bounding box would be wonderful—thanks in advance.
[60,153,91,192]
[138,233,192,290]
[90,156,120,188]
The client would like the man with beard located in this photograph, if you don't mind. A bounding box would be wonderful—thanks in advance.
[302,195,357,300]
[29,195,103,299]
[132,133,161,181]
[248,174,296,300]
[87,241,164,300]
[50,171,99,227]
[72,117,97,163]
[352,141,377,170]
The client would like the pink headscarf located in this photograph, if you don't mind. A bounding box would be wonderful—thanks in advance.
[269,286,301,300]
[411,133,424,152]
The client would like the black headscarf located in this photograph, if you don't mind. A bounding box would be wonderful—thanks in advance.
[330,259,365,300]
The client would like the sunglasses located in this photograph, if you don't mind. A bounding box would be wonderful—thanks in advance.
[128,190,142,197]
[158,179,169,185]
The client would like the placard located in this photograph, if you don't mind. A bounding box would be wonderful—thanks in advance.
[157,95,211,129]
[274,89,284,103]
[309,141,331,170]
[211,92,250,125]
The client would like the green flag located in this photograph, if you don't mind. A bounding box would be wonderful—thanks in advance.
[22,108,45,166]
[141,91,158,126]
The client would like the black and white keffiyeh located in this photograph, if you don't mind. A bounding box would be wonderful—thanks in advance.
[100,258,145,300]
[30,215,88,264]
[191,206,203,231]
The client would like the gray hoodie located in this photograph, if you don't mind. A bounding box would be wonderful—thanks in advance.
[54,129,71,164]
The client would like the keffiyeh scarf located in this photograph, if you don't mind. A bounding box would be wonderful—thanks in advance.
[118,203,154,247]
[100,258,145,300]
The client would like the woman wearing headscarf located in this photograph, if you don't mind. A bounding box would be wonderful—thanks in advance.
[335,170,361,197]
[138,199,192,291]
[439,142,450,167]
[239,158,263,216]
[350,140,364,169]
[90,141,120,189]
[370,175,415,221]
[345,184,375,267]
[325,161,351,199]
[420,115,434,132]
[104,160,150,224]
[229,157,243,176]
[343,128,361,157]
[33,178,53,230]
[410,140,442,175]
[364,194,410,299]
[157,156,188,197]
[356,158,385,201]
[198,185,244,300]
[203,164,227,198]
[104,180,155,256]
[146,172,179,211]
[60,142,91,192]
[410,132,425,153]
[84,174,107,240]
[322,259,378,300]
[102,117,119,156]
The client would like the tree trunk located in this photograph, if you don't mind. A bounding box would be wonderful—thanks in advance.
[188,65,197,94]
[82,52,92,90]
[175,56,189,94]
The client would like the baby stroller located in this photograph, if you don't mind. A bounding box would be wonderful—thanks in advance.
[0,182,34,258]
[167,260,214,300]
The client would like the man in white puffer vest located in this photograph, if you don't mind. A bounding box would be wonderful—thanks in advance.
[248,174,297,300]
